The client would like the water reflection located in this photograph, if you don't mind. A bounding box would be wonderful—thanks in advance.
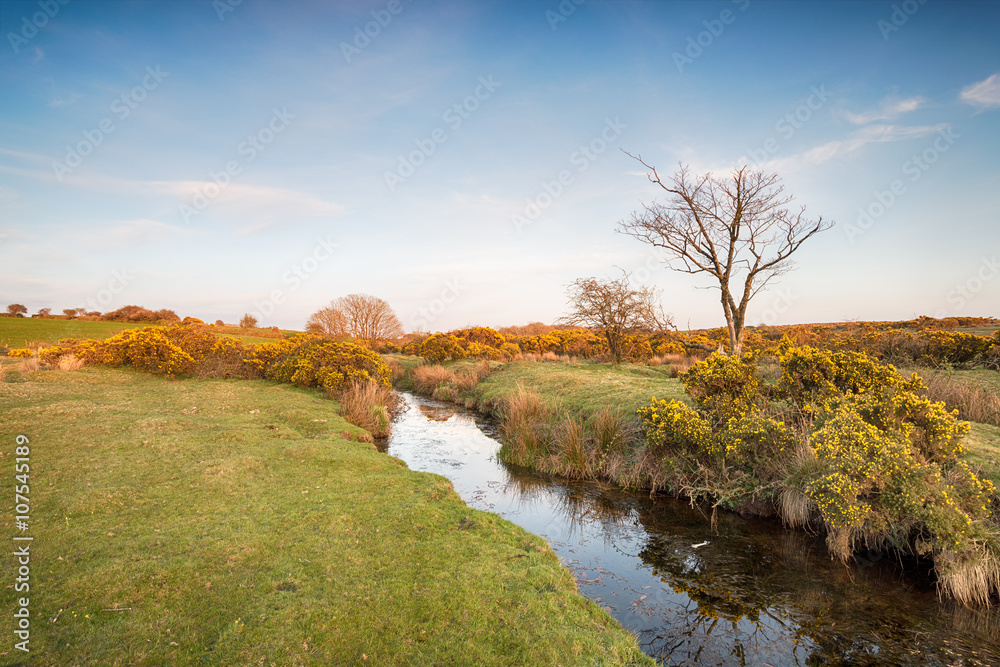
[386,392,1000,666]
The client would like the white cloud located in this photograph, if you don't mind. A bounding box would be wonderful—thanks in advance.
[748,123,950,173]
[960,73,1000,109]
[843,95,925,125]
[104,218,198,243]
[48,92,82,108]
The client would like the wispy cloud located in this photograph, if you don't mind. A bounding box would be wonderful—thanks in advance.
[842,95,925,125]
[960,73,1000,109]
[48,92,82,108]
[104,218,199,243]
[749,123,950,173]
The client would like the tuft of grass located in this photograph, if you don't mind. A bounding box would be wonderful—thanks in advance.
[550,416,596,479]
[56,353,86,371]
[588,406,637,457]
[385,356,405,384]
[19,355,40,372]
[337,378,401,438]
[499,385,554,467]
[412,364,456,395]
[935,544,1000,607]
[0,367,654,666]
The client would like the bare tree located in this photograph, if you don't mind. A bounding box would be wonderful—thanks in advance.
[560,270,671,365]
[6,304,27,317]
[618,157,832,356]
[239,313,258,329]
[306,294,403,346]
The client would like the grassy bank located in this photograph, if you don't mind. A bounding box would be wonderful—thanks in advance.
[0,364,652,666]
[401,355,1000,605]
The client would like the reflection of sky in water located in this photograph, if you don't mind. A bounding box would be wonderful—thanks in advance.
[387,393,1000,666]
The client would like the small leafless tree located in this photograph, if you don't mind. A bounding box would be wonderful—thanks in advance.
[560,270,671,365]
[306,294,403,346]
[618,157,832,356]
[239,313,258,329]
[6,304,27,317]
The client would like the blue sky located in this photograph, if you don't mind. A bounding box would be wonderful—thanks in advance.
[1,0,998,332]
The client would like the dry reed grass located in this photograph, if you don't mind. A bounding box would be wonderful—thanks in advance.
[777,487,813,529]
[588,406,636,456]
[935,545,1000,607]
[385,357,406,384]
[18,356,40,372]
[922,372,1000,426]
[56,354,85,371]
[412,364,456,395]
[549,416,597,479]
[499,385,553,467]
[337,379,401,438]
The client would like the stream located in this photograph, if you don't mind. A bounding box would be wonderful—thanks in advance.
[382,392,1000,666]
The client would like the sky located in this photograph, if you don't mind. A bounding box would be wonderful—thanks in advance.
[1,0,998,333]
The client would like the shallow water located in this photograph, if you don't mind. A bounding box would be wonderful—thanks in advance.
[384,393,1000,666]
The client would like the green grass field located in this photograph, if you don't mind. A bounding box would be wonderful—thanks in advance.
[0,319,148,349]
[0,364,652,666]
[474,359,688,416]
[0,318,296,350]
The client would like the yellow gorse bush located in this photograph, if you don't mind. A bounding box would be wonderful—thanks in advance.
[636,344,999,602]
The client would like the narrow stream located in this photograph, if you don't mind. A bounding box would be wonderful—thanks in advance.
[383,392,1000,666]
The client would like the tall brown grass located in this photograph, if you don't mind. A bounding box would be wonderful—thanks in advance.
[412,364,456,395]
[337,379,402,439]
[18,356,39,372]
[935,544,1000,607]
[56,354,85,371]
[499,385,553,467]
[0,362,6,382]
[385,357,406,384]
[922,372,1000,426]
[659,353,696,378]
[549,416,597,479]
[588,406,636,457]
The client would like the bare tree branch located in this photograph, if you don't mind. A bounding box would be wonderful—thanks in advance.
[618,158,832,355]
[559,269,673,364]
[306,294,403,346]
